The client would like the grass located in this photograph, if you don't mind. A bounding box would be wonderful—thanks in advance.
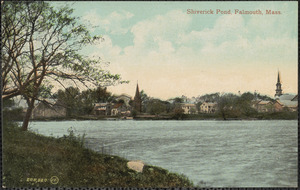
[2,121,193,188]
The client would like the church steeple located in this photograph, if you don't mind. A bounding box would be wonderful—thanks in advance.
[275,71,283,97]
[135,82,141,99]
[133,82,142,112]
[277,71,281,83]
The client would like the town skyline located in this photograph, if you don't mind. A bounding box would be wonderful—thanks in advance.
[51,1,297,100]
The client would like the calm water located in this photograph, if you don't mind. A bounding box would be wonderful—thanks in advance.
[28,120,297,187]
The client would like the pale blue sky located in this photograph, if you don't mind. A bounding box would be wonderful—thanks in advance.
[51,1,298,99]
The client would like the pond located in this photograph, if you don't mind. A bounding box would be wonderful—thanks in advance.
[28,120,297,187]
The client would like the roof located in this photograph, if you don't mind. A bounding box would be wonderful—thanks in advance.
[115,94,132,99]
[278,93,297,101]
[291,95,298,101]
[94,103,108,107]
[257,100,271,105]
[180,103,196,106]
[113,103,123,109]
[277,100,298,107]
[201,102,217,106]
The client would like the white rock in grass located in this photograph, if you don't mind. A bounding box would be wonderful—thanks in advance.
[127,160,144,173]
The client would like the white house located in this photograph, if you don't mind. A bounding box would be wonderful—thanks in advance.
[179,103,197,114]
[200,102,217,113]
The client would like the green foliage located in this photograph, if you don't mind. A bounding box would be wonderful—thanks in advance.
[131,110,137,117]
[172,107,185,120]
[199,93,220,102]
[2,1,127,130]
[55,86,112,116]
[2,122,193,187]
[146,99,167,115]
[3,99,23,122]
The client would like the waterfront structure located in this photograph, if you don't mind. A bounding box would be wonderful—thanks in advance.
[275,71,283,97]
[133,83,142,112]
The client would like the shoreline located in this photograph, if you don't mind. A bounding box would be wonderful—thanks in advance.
[16,117,298,122]
[3,122,194,187]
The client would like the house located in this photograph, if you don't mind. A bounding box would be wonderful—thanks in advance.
[276,94,298,112]
[179,103,197,114]
[111,103,131,116]
[200,102,217,113]
[32,100,66,119]
[115,94,132,107]
[93,103,113,115]
[254,100,274,113]
[252,95,297,112]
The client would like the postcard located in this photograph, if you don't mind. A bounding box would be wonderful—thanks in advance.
[2,1,298,188]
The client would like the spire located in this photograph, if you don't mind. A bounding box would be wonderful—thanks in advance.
[277,71,281,83]
[133,81,142,112]
[135,82,140,99]
[275,70,283,97]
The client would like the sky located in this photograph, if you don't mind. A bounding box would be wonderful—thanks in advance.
[52,1,298,100]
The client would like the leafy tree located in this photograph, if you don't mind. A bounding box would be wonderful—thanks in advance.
[199,93,220,102]
[146,99,167,115]
[56,87,81,116]
[196,102,202,112]
[172,107,185,120]
[2,2,126,130]
[237,92,258,116]
[217,93,239,120]
[173,97,184,103]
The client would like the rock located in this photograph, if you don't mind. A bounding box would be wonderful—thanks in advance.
[127,160,144,173]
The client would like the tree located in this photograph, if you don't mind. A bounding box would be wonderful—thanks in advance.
[2,2,126,130]
[56,87,81,116]
[172,107,184,120]
[146,99,167,115]
[199,93,220,102]
[217,93,239,120]
[237,92,258,116]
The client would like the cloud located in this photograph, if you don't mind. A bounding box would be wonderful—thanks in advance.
[131,10,192,48]
[88,8,297,99]
[82,10,134,34]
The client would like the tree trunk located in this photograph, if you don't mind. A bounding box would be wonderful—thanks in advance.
[22,98,35,131]
[222,112,227,120]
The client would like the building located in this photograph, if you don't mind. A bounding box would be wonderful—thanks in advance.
[276,94,298,112]
[111,103,131,116]
[93,103,113,115]
[200,102,218,113]
[252,93,298,113]
[32,100,66,119]
[133,83,142,112]
[275,71,283,97]
[115,94,132,107]
[179,103,197,114]
[253,100,274,113]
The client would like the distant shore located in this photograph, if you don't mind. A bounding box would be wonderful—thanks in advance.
[20,111,298,122]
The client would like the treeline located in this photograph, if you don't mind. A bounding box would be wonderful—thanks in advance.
[53,87,112,117]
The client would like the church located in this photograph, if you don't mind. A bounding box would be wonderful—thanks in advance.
[133,83,142,113]
[274,71,298,111]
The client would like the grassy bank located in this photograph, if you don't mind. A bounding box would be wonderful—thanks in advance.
[2,122,193,188]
